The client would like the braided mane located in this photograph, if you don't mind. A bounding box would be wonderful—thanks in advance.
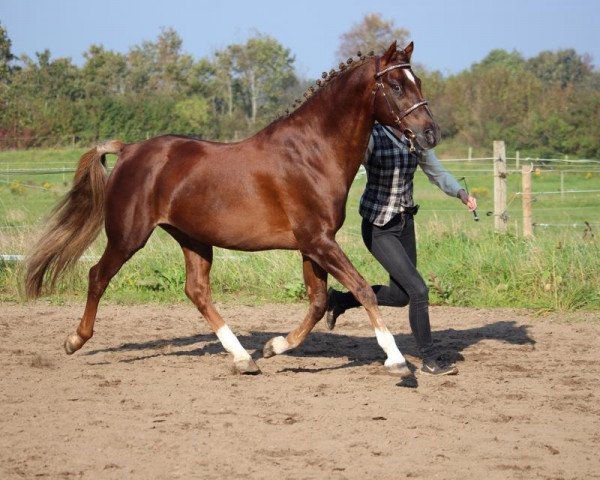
[279,51,376,119]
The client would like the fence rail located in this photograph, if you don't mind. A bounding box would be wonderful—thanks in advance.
[444,157,600,164]
[1,141,598,240]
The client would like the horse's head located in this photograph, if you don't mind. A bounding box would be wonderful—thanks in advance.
[372,41,441,151]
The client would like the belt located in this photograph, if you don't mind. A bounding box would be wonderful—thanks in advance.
[400,204,420,215]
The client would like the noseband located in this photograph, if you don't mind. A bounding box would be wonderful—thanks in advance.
[372,57,430,151]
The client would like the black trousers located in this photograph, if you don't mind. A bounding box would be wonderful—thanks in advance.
[336,213,435,358]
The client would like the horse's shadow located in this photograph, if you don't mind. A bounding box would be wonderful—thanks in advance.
[84,319,535,382]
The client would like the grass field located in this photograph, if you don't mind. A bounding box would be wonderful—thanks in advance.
[1,145,599,310]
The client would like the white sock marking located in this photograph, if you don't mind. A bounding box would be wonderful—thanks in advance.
[216,325,251,361]
[270,336,290,355]
[375,328,406,366]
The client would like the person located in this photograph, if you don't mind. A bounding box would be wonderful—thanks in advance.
[326,123,477,376]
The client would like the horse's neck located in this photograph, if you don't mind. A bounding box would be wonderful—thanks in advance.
[293,67,375,185]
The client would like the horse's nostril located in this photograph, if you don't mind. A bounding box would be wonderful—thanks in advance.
[424,129,436,145]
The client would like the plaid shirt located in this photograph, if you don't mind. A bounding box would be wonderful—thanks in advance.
[359,124,463,226]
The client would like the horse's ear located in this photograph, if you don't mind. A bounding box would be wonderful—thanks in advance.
[381,41,398,63]
[402,41,414,61]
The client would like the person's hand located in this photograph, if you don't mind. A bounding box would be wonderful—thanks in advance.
[458,189,477,211]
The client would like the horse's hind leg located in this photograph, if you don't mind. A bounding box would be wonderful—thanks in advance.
[181,245,260,375]
[263,255,327,357]
[64,218,155,354]
[64,242,133,354]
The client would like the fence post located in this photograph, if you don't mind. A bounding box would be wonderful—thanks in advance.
[468,146,472,162]
[493,141,508,233]
[515,150,520,170]
[522,165,533,238]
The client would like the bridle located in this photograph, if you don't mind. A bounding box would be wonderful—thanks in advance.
[372,56,430,151]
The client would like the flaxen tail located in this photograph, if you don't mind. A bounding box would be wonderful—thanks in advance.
[24,140,125,299]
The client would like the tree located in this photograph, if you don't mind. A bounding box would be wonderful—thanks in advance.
[82,45,127,97]
[336,13,409,61]
[0,21,16,82]
[174,97,210,133]
[0,22,16,145]
[0,50,83,146]
[213,49,235,117]
[473,49,525,73]
[443,62,543,147]
[526,49,594,88]
[224,34,297,126]
[125,27,195,95]
[79,46,128,141]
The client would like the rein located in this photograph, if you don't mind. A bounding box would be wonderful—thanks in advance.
[372,57,429,151]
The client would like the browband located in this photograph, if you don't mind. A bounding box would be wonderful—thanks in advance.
[374,63,412,79]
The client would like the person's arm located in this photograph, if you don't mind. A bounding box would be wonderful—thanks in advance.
[419,149,477,211]
[362,134,374,165]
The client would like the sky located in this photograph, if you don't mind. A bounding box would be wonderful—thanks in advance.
[1,0,599,78]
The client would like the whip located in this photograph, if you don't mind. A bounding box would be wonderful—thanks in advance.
[458,177,479,222]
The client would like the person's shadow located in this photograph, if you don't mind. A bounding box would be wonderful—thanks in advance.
[84,319,535,388]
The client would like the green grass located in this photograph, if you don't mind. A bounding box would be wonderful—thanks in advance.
[1,147,599,310]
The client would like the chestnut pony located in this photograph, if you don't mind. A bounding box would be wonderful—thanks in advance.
[25,42,440,375]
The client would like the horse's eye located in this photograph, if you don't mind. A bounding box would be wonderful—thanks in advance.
[391,82,403,94]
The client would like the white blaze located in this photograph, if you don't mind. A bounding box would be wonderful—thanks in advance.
[404,69,417,86]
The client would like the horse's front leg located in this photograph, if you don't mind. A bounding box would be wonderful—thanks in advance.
[263,255,327,357]
[302,238,411,377]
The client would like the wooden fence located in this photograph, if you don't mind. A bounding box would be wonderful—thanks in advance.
[490,140,600,238]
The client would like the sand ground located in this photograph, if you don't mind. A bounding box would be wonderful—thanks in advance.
[1,302,599,479]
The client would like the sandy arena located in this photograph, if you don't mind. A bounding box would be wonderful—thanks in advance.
[1,302,599,479]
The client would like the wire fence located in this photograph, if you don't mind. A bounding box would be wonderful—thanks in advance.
[2,162,599,177]
[444,156,600,164]
[1,146,598,246]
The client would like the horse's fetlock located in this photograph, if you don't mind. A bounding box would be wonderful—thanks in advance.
[76,329,93,341]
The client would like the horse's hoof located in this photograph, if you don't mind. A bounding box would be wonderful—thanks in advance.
[262,336,289,358]
[234,358,261,375]
[64,333,85,355]
[385,362,412,378]
[263,339,276,358]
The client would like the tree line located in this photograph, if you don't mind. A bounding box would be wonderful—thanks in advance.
[1,15,599,158]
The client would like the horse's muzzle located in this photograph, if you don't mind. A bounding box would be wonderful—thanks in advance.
[424,129,437,146]
[414,124,441,150]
